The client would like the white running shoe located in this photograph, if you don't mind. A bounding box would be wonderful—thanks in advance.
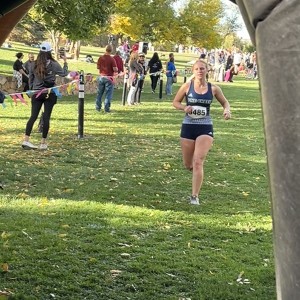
[22,141,38,150]
[39,143,48,150]
[190,195,200,205]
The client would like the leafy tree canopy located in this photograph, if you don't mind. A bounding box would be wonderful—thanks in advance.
[178,0,223,48]
[110,0,178,43]
[34,0,114,41]
[13,0,241,51]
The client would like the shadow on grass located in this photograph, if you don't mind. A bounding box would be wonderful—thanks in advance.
[0,198,275,300]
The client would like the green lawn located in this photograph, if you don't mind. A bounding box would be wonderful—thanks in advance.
[0,44,275,299]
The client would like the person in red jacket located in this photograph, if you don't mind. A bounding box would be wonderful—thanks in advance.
[95,45,118,112]
[113,51,124,89]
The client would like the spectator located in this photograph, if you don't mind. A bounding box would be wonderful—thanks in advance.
[22,42,68,150]
[0,90,5,104]
[122,41,130,60]
[95,44,118,113]
[13,52,29,91]
[147,52,163,93]
[113,50,124,89]
[225,51,234,82]
[165,54,176,96]
[23,53,35,74]
[127,51,144,105]
[137,52,148,92]
[233,50,242,75]
[200,53,206,59]
[214,50,226,82]
[85,55,94,63]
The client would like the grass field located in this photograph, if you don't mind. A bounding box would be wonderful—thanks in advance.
[0,44,275,300]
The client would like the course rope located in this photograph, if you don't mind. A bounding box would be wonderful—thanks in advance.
[1,79,79,108]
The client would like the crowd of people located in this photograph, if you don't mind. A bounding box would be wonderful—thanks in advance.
[12,41,237,207]
[200,48,258,82]
[95,41,179,110]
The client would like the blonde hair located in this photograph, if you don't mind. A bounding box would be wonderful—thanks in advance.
[192,59,208,71]
[186,60,208,82]
[130,51,139,61]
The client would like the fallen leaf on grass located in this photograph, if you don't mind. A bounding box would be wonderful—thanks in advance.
[118,243,132,248]
[1,232,10,239]
[236,271,251,284]
[163,162,171,170]
[16,192,29,199]
[110,269,122,278]
[22,230,32,240]
[236,271,244,282]
[1,263,9,272]
[89,257,97,263]
[120,253,131,258]
[36,248,48,252]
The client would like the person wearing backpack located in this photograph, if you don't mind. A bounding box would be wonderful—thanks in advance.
[147,52,162,93]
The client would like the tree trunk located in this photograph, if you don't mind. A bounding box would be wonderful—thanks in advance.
[50,30,61,60]
[74,40,81,60]
[111,35,118,54]
[68,41,75,55]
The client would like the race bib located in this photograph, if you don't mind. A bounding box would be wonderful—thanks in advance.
[188,106,207,119]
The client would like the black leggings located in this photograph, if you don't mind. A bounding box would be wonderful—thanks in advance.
[150,74,159,91]
[22,75,29,92]
[25,93,57,139]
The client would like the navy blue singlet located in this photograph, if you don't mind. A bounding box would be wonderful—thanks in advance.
[182,81,214,125]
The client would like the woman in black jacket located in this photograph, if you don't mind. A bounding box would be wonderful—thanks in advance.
[13,52,29,91]
[147,52,162,93]
[225,52,234,82]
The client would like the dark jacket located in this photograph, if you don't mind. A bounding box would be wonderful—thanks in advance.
[29,60,68,90]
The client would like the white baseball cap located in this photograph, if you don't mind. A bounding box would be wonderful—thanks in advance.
[40,41,52,52]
